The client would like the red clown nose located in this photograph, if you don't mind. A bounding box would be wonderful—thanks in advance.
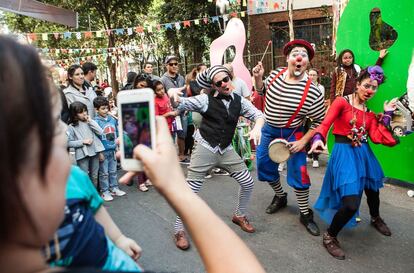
[296,56,303,62]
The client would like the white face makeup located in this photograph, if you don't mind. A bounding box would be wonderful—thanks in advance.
[287,47,309,78]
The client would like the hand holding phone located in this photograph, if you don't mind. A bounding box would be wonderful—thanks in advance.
[117,89,156,171]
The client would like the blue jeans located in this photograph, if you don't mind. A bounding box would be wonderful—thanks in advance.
[99,150,118,193]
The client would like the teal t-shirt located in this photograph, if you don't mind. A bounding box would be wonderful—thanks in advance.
[66,165,103,211]
[46,166,107,267]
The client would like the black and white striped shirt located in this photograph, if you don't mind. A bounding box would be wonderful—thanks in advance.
[263,68,325,129]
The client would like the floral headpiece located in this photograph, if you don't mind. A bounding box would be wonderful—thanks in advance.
[367,65,384,85]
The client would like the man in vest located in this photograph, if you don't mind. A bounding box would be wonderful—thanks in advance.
[168,65,265,250]
[252,39,325,236]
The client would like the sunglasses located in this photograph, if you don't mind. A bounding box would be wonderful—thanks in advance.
[213,76,230,87]
[168,62,178,66]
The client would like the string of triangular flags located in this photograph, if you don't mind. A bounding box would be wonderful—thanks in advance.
[50,54,110,65]
[25,10,247,42]
[38,45,148,55]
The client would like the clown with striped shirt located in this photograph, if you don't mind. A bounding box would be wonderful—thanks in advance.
[252,39,325,236]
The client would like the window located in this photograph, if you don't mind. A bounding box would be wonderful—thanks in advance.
[270,18,332,51]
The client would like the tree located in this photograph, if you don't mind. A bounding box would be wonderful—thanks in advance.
[3,0,152,94]
[158,0,221,66]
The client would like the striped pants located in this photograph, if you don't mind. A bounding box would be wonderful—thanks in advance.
[174,169,254,233]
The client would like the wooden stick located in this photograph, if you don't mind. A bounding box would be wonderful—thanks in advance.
[260,40,272,63]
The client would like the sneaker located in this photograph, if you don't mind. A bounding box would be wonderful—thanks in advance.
[213,168,229,176]
[312,160,319,168]
[204,174,212,179]
[102,191,114,202]
[144,179,152,186]
[179,158,190,165]
[138,183,149,192]
[278,162,285,172]
[111,188,126,197]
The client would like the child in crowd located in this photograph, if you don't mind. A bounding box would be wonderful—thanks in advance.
[45,166,142,271]
[67,101,105,188]
[108,97,118,118]
[93,96,126,201]
[153,80,177,134]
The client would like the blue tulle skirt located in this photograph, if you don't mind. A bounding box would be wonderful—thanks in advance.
[314,142,384,228]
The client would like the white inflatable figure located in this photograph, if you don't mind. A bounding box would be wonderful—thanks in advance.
[209,18,253,92]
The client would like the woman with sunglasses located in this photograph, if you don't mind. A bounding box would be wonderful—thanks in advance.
[309,66,399,260]
[168,65,264,251]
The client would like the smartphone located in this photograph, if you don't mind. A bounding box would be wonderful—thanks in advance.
[117,88,156,171]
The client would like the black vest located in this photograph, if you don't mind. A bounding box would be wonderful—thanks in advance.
[199,93,241,149]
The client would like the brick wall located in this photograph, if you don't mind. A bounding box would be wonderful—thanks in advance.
[249,7,333,54]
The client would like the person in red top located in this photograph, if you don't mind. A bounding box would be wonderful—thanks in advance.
[309,66,398,260]
[153,81,177,133]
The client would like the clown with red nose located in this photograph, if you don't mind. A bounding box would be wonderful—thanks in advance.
[252,39,325,237]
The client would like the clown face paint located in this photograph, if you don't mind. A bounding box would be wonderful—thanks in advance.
[287,47,309,78]
[356,78,378,102]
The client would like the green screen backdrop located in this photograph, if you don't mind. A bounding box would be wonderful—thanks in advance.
[332,0,414,183]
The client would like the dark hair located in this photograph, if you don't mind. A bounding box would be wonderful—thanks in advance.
[82,62,97,75]
[133,73,151,89]
[152,81,164,92]
[0,35,55,242]
[126,71,137,84]
[144,62,153,69]
[67,64,83,86]
[93,96,109,109]
[69,101,88,125]
[336,49,355,67]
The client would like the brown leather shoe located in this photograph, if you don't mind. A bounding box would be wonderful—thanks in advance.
[323,232,345,260]
[371,216,392,236]
[232,215,256,233]
[174,231,190,250]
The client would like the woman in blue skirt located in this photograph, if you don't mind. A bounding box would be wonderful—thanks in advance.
[309,66,399,260]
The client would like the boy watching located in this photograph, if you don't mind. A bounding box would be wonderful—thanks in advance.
[93,96,126,201]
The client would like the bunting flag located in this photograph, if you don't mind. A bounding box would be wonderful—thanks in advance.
[23,11,246,41]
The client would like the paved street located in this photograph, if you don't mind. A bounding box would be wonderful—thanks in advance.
[106,155,414,273]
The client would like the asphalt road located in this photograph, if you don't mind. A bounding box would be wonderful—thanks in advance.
[105,154,414,273]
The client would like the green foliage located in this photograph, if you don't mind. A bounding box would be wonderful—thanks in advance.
[158,0,221,64]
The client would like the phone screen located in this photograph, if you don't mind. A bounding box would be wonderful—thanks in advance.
[120,102,151,159]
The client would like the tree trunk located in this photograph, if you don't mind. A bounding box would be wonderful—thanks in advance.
[107,33,119,96]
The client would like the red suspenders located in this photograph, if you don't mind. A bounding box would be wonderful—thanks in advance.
[263,68,311,128]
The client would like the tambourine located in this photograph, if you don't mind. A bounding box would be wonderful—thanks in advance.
[268,138,291,163]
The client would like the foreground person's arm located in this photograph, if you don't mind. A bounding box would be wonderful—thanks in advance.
[133,117,265,273]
